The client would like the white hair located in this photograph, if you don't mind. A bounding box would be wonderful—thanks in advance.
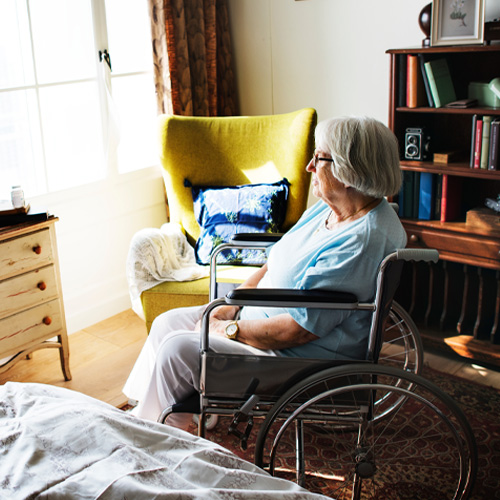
[315,116,402,197]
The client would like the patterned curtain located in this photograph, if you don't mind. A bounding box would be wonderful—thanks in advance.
[148,0,238,116]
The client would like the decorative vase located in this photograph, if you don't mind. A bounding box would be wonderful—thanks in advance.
[419,3,432,47]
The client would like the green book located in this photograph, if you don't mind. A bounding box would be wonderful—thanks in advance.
[480,116,492,169]
[423,59,456,108]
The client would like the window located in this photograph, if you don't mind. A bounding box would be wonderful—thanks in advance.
[0,0,157,199]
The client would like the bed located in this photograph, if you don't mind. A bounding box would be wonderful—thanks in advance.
[0,382,331,499]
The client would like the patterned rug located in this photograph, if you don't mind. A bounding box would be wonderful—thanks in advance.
[179,366,500,500]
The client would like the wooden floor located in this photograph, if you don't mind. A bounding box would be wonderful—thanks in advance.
[0,309,147,408]
[1,309,500,409]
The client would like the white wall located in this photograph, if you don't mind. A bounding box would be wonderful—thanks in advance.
[229,0,500,123]
[228,0,500,206]
[31,167,167,334]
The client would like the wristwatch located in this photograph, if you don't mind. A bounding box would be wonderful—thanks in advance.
[225,320,239,340]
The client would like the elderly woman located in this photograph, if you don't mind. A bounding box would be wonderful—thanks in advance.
[124,116,407,428]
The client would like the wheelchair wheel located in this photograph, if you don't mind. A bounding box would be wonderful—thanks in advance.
[372,302,424,421]
[380,301,423,374]
[255,364,477,500]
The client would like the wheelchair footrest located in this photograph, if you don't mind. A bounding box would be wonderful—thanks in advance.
[228,395,260,451]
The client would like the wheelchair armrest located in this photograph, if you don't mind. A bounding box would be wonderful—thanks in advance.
[230,233,283,247]
[199,290,362,351]
[225,287,359,309]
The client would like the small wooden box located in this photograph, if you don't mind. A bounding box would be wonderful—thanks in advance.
[466,207,500,234]
[433,151,461,163]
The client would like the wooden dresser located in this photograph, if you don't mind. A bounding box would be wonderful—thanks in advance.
[0,217,71,380]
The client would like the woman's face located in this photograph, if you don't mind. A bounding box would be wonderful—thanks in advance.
[306,150,345,204]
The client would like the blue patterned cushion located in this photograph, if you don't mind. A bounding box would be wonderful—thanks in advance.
[189,179,289,265]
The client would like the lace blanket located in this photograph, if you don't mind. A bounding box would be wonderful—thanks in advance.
[0,382,330,500]
[126,223,209,318]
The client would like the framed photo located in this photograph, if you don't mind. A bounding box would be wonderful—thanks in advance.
[431,0,485,46]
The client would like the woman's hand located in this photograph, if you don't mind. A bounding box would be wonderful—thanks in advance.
[194,305,240,332]
[211,305,240,321]
[208,318,233,337]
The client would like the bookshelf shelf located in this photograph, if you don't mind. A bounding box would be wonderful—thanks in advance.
[400,161,500,179]
[388,45,500,55]
[387,44,500,356]
[396,106,500,116]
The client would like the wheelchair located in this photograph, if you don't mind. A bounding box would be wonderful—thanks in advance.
[159,237,477,500]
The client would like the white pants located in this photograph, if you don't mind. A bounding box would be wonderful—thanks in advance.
[123,305,276,428]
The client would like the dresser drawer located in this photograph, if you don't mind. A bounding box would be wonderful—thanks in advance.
[0,299,63,359]
[0,229,54,280]
[0,265,59,320]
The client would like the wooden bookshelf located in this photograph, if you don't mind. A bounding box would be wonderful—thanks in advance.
[387,45,500,364]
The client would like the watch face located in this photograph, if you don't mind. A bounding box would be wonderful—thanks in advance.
[226,322,238,339]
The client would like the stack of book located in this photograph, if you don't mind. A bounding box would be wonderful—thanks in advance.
[0,201,49,227]
[398,172,462,222]
[401,55,456,109]
[469,115,500,170]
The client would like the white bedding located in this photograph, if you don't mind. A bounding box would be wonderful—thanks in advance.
[0,382,331,499]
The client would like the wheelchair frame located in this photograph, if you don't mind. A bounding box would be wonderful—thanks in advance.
[159,241,477,499]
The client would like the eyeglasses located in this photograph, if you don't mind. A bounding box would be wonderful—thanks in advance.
[312,153,334,168]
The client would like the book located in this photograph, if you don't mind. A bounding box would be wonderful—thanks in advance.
[488,118,500,170]
[440,175,463,222]
[473,117,483,169]
[423,58,456,108]
[470,115,479,168]
[0,200,30,216]
[418,54,434,107]
[397,54,407,108]
[397,182,405,217]
[402,171,415,218]
[406,55,427,108]
[480,116,492,169]
[0,206,49,227]
[434,175,443,221]
[412,171,421,218]
[418,172,436,220]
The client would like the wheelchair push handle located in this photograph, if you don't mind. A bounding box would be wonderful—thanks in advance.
[394,248,439,263]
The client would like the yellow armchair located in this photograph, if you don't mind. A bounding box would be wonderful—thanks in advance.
[140,108,317,331]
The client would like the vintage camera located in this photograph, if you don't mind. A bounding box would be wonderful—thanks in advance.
[404,127,431,161]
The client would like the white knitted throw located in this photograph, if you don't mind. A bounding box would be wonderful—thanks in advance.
[126,223,209,318]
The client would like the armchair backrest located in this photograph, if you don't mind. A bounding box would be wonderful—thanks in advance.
[157,108,317,246]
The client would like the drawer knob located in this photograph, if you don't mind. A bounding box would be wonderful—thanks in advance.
[33,245,42,255]
[43,316,52,326]
[38,281,47,291]
[410,234,420,243]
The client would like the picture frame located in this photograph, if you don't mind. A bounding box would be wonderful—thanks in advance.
[431,0,485,46]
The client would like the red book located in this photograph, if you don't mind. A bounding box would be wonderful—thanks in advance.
[406,55,426,108]
[473,118,483,169]
[440,175,463,222]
